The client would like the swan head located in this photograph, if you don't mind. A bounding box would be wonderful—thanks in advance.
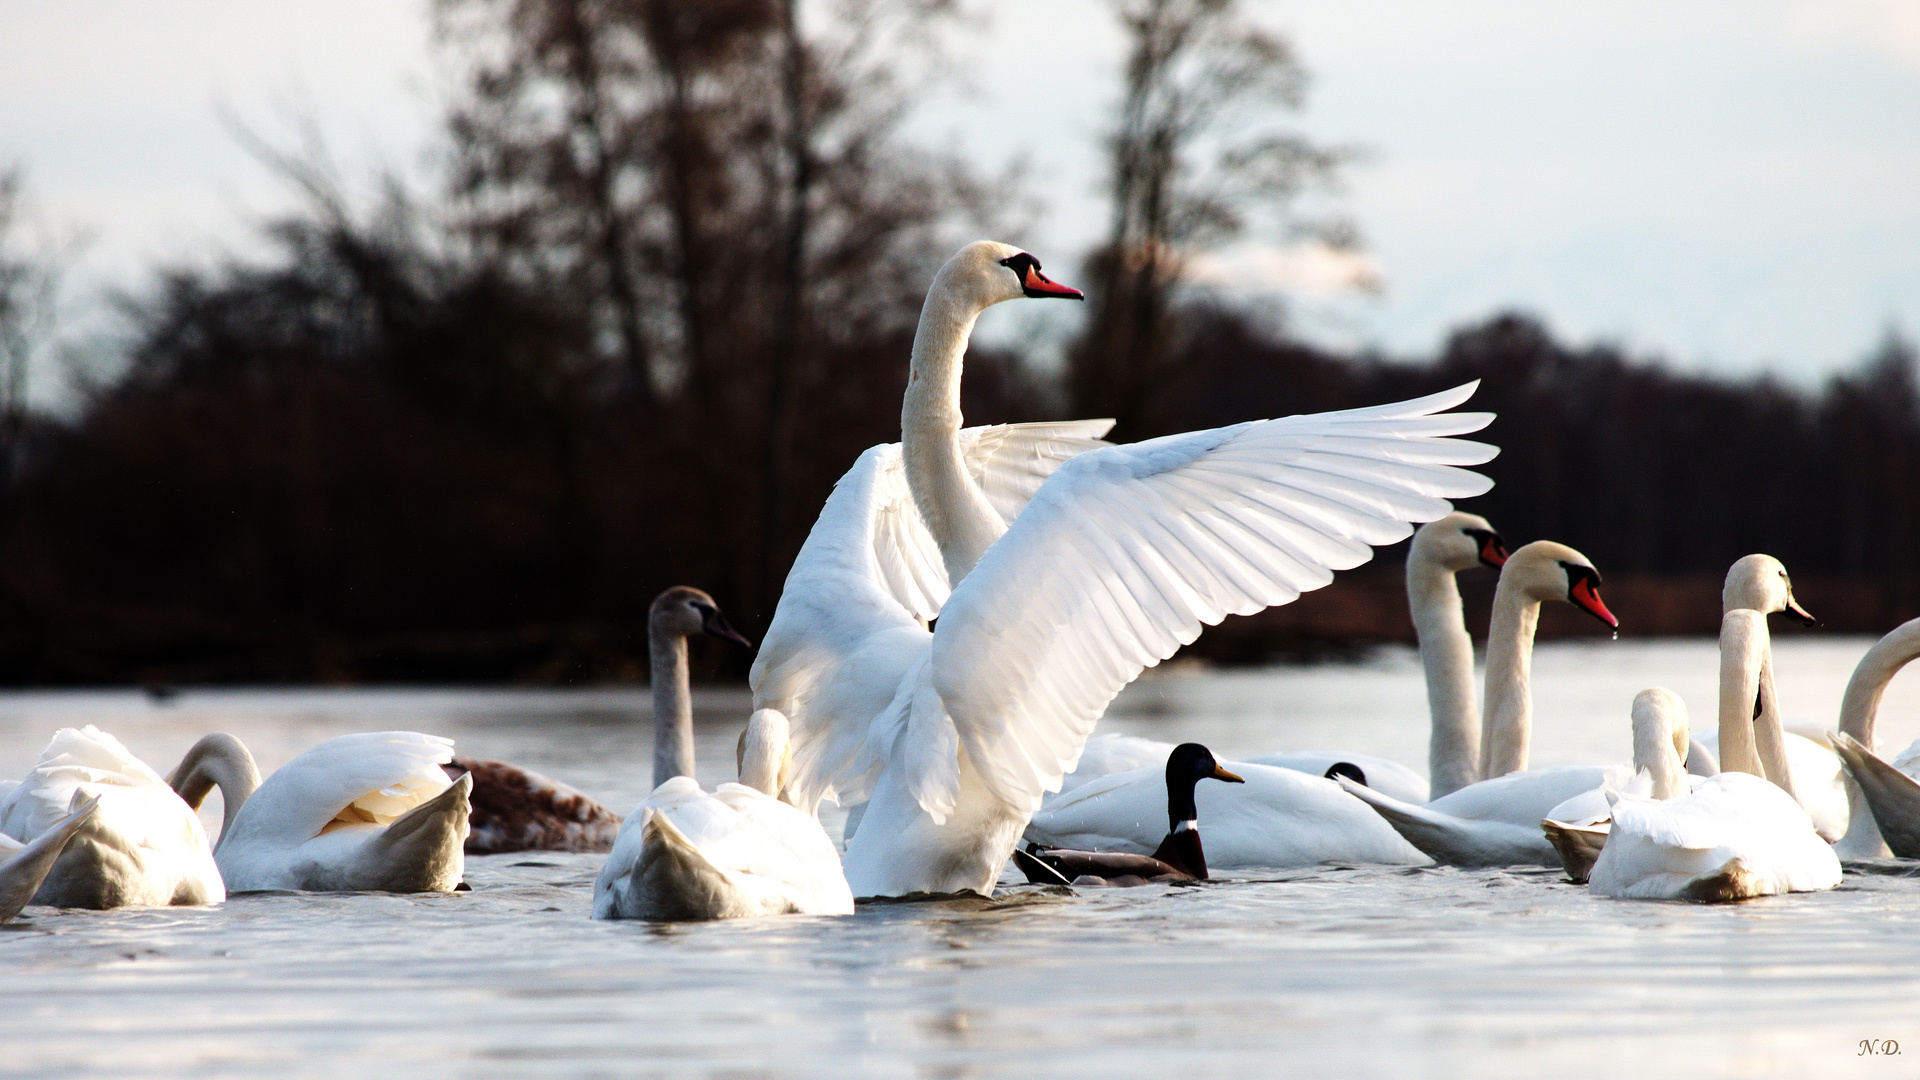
[1499,540,1619,629]
[933,241,1084,314]
[1411,511,1508,572]
[1722,554,1816,625]
[649,586,754,648]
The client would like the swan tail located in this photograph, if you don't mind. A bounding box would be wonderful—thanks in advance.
[625,809,778,921]
[0,794,100,922]
[359,772,470,892]
[1337,777,1556,867]
[1676,857,1768,903]
[1829,732,1920,859]
[1540,817,1609,884]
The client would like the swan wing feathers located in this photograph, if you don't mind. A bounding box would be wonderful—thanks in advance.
[0,727,201,852]
[932,383,1497,812]
[227,731,454,847]
[753,422,1115,809]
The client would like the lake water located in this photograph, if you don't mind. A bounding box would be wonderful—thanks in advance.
[3,638,1919,1078]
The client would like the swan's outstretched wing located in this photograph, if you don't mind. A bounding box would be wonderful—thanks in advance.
[752,421,1112,809]
[931,383,1498,813]
[224,731,455,848]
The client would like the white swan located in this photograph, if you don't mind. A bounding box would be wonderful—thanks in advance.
[0,726,224,908]
[1540,687,1696,881]
[1051,512,1509,806]
[594,707,855,919]
[1829,617,1920,857]
[1695,555,1848,840]
[169,731,471,892]
[1337,541,1621,865]
[0,794,99,922]
[752,240,1496,896]
[1588,687,1839,900]
[1025,754,1428,868]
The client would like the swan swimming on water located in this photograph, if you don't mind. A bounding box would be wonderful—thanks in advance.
[1337,540,1621,866]
[594,588,852,920]
[169,730,472,893]
[0,726,223,908]
[752,240,1498,896]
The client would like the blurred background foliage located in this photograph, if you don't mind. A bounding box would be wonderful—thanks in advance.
[0,0,1914,685]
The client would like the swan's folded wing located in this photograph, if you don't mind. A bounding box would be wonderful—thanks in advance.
[932,383,1497,812]
[231,731,455,846]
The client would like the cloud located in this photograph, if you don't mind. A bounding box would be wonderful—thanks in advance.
[1184,242,1383,298]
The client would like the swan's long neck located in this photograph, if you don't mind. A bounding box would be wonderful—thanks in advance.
[1716,609,1795,798]
[1409,556,1480,798]
[902,282,1007,586]
[739,708,790,797]
[1630,693,1689,801]
[651,621,695,788]
[1478,578,1540,779]
[1835,618,1920,856]
[166,733,261,850]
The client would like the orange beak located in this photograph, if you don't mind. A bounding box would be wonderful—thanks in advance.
[1569,576,1619,630]
[1021,264,1084,300]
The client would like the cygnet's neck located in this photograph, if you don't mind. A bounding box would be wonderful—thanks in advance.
[1408,555,1480,798]
[651,619,695,788]
[902,284,1008,587]
[1478,577,1541,779]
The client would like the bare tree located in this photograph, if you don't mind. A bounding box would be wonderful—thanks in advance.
[0,167,71,470]
[1070,0,1348,438]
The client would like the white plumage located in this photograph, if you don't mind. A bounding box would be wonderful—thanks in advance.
[754,241,1496,897]
[0,726,223,909]
[176,730,471,893]
[1588,771,1841,900]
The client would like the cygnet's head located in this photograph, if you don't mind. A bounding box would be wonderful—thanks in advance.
[1497,540,1619,629]
[1721,554,1816,625]
[931,241,1084,314]
[649,586,754,648]
[1410,511,1509,572]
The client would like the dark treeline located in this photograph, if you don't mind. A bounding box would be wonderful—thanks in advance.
[1,0,1915,684]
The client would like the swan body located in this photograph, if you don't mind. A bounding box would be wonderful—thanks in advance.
[0,726,223,908]
[0,795,99,922]
[1832,618,1920,857]
[594,707,854,919]
[1345,541,1619,865]
[1055,733,1429,805]
[755,241,1497,896]
[447,756,622,854]
[172,730,471,893]
[1588,772,1841,900]
[1027,759,1429,868]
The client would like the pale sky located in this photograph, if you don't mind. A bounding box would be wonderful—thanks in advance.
[2,0,1916,405]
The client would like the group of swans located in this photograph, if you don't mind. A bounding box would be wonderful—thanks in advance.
[747,240,1499,899]
[0,723,473,913]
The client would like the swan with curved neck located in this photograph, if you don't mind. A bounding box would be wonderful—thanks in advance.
[903,245,1083,586]
[1410,512,1510,796]
[755,240,1496,896]
[1336,541,1621,866]
[170,730,472,893]
[1478,540,1620,779]
[1830,618,1920,857]
[1541,687,1692,881]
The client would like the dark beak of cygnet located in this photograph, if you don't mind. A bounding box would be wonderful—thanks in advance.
[1783,594,1818,627]
[1210,764,1245,784]
[702,608,754,649]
